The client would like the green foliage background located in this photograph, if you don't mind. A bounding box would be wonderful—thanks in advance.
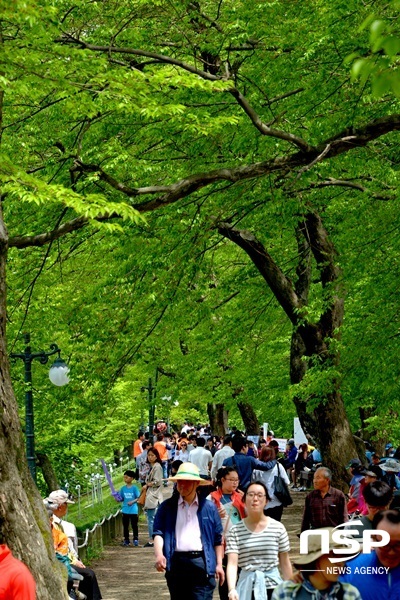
[2,0,400,487]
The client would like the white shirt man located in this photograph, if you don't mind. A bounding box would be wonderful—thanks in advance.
[188,438,212,477]
[211,435,235,481]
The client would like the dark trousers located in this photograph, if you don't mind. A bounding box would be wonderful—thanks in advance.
[73,565,102,600]
[165,552,216,600]
[122,513,138,541]
[264,504,284,521]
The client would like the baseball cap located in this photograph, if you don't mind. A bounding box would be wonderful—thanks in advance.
[48,489,75,505]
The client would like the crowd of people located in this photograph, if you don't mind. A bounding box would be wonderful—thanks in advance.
[2,423,400,599]
[126,424,400,600]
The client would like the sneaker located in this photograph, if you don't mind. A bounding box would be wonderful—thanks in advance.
[133,540,139,547]
[121,541,131,547]
[143,542,154,547]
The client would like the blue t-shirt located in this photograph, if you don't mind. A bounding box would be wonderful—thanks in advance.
[120,484,140,515]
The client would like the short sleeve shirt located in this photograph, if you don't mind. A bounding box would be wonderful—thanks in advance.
[120,484,140,515]
[226,519,290,586]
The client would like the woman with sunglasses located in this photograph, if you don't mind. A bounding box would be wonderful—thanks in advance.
[226,481,292,600]
[175,441,189,462]
[209,467,246,600]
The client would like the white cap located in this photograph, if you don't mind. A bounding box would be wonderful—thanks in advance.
[48,489,75,505]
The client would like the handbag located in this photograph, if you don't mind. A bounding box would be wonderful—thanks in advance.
[137,486,147,506]
[273,464,293,507]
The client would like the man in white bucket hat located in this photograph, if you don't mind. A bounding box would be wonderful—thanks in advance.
[153,462,224,599]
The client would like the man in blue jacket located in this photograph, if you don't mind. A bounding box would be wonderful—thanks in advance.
[153,462,224,600]
[340,509,400,599]
[223,435,276,490]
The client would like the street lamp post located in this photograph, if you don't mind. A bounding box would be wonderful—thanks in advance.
[10,332,69,482]
[141,373,157,442]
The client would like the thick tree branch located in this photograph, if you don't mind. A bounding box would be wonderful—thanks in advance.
[217,222,300,325]
[302,211,344,339]
[9,216,89,248]
[8,114,400,249]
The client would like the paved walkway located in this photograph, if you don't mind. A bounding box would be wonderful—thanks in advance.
[92,488,306,600]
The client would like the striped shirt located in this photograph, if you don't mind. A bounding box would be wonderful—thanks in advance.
[226,518,290,587]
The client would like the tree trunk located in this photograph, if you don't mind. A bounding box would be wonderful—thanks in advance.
[0,208,68,597]
[207,402,228,436]
[36,452,59,494]
[218,215,359,489]
[237,401,260,435]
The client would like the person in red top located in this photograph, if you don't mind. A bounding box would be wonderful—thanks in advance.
[133,431,145,459]
[0,544,36,599]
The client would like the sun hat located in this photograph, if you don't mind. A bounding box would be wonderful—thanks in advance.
[293,527,354,568]
[380,458,400,473]
[48,489,75,505]
[168,462,210,485]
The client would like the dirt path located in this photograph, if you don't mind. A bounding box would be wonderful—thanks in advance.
[92,489,306,600]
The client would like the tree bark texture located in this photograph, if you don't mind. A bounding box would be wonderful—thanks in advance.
[207,403,228,436]
[0,208,68,598]
[237,401,260,435]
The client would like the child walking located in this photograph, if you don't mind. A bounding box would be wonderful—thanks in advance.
[119,469,140,547]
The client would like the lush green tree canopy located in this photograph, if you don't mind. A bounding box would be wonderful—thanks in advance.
[2,0,400,489]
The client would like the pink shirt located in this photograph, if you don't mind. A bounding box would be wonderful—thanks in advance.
[175,496,203,551]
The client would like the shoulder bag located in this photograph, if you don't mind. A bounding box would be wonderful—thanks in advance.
[273,463,293,507]
[137,486,147,506]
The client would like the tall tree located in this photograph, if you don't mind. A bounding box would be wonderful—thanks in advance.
[2,1,400,590]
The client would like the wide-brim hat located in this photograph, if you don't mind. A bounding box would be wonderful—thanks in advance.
[380,458,400,472]
[168,462,210,485]
[293,527,354,568]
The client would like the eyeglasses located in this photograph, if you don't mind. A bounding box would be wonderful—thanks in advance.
[247,492,266,499]
[181,444,187,447]
[224,478,239,483]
